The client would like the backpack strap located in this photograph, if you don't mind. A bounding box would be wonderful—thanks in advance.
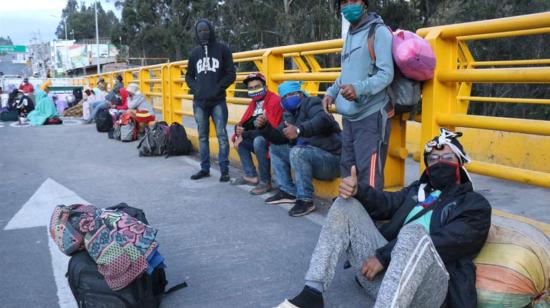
[163,281,188,295]
[367,23,379,63]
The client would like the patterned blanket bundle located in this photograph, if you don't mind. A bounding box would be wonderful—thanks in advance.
[49,204,159,290]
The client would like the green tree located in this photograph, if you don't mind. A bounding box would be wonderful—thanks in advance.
[56,0,120,41]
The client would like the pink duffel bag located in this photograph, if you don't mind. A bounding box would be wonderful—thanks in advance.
[392,30,436,81]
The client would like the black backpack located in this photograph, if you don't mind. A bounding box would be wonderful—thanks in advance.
[66,203,186,308]
[166,122,193,157]
[95,108,113,132]
[137,121,169,157]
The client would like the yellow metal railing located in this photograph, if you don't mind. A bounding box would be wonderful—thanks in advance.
[417,11,550,188]
[84,11,550,189]
[84,38,407,189]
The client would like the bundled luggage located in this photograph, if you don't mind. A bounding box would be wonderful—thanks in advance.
[367,25,436,113]
[137,121,193,157]
[138,121,169,156]
[474,215,550,308]
[51,203,186,308]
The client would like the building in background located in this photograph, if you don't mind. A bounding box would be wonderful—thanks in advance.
[50,39,119,76]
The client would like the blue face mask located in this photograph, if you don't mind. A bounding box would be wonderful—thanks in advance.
[282,95,302,112]
[341,3,365,24]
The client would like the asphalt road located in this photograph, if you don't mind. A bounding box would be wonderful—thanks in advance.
[0,120,548,308]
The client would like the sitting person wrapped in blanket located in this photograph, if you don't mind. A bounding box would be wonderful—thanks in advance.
[27,80,58,126]
[49,204,164,290]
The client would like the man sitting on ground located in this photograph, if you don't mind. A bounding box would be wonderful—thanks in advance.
[276,128,492,308]
[231,72,283,195]
[256,81,341,217]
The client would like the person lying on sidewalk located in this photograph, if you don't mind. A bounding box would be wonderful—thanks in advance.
[276,128,492,308]
[257,81,342,217]
[231,72,283,195]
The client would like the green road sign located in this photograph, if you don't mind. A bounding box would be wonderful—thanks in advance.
[0,45,27,53]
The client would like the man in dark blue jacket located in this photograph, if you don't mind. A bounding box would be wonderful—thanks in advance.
[276,128,492,308]
[185,18,236,182]
[256,81,342,217]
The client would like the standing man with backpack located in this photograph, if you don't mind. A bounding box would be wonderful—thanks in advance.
[185,18,236,182]
[323,0,394,192]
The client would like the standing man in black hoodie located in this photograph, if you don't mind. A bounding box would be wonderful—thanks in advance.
[185,18,236,182]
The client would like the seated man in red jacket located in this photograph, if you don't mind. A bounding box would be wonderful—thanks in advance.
[277,128,491,308]
[231,73,283,195]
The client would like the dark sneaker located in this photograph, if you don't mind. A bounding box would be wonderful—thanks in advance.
[288,200,316,217]
[285,286,324,308]
[265,190,296,205]
[220,173,230,182]
[250,182,272,195]
[190,170,210,180]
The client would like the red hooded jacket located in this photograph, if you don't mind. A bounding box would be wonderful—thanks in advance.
[115,88,129,110]
[231,90,283,142]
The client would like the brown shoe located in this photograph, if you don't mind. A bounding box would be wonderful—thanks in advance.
[250,182,272,195]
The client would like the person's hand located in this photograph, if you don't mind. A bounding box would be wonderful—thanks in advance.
[340,84,357,101]
[233,135,243,150]
[283,121,299,140]
[339,165,358,199]
[255,114,267,128]
[362,256,384,281]
[235,125,244,136]
[322,95,334,113]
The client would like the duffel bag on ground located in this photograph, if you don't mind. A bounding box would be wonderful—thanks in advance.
[0,110,19,121]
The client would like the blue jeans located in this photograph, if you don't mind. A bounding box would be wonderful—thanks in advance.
[270,144,340,202]
[237,135,271,183]
[193,101,230,174]
[90,100,108,121]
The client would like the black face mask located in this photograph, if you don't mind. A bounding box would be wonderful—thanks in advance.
[427,162,460,190]
[197,23,210,45]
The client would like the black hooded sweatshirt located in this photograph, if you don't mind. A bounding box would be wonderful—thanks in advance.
[356,168,492,308]
[185,19,236,107]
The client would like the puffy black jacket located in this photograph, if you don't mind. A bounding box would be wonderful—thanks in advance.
[356,172,491,308]
[185,19,236,107]
[259,96,342,155]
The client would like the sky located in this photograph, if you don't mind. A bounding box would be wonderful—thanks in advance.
[0,0,120,45]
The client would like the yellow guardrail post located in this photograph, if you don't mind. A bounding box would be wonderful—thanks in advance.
[161,65,171,124]
[262,48,284,97]
[123,70,133,86]
[170,64,184,124]
[138,68,149,106]
[419,28,459,172]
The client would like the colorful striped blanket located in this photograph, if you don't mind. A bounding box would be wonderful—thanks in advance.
[49,204,158,290]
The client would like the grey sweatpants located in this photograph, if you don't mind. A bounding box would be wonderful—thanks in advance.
[305,198,449,308]
[340,112,391,191]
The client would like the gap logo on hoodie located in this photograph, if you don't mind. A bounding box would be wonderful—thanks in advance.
[197,56,220,74]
